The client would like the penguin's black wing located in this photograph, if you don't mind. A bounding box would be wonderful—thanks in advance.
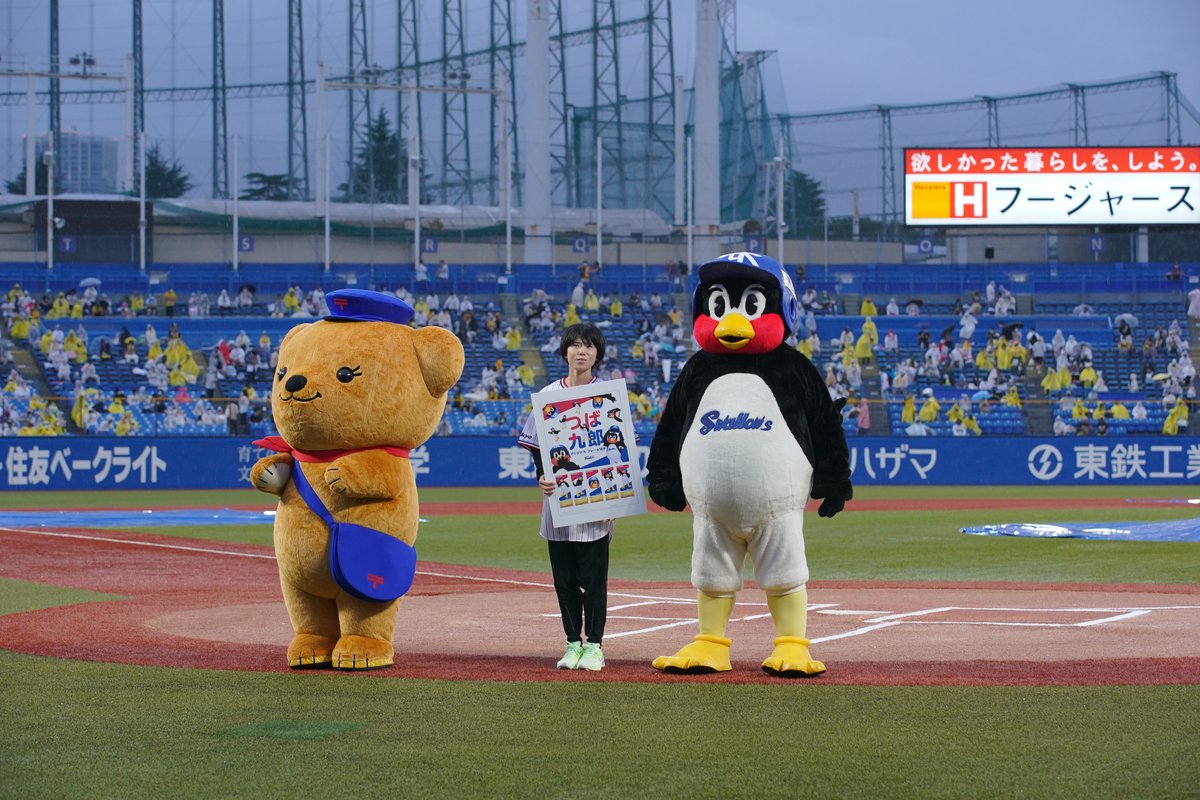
[645,355,701,512]
[768,347,853,517]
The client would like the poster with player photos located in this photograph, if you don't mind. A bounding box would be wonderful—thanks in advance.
[530,378,647,527]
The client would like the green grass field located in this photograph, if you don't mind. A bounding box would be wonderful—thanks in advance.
[1,485,1198,798]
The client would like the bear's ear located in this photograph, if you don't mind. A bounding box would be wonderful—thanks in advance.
[409,326,465,397]
[278,323,312,352]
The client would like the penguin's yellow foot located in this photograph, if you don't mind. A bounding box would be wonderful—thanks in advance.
[761,636,826,678]
[651,634,732,674]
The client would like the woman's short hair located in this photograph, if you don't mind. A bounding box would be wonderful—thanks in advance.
[559,322,606,364]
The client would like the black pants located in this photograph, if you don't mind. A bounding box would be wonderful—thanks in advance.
[547,535,610,645]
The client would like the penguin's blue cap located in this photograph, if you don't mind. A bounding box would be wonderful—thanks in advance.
[694,251,799,335]
[324,289,414,325]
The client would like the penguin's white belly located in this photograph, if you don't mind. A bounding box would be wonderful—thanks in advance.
[679,373,813,527]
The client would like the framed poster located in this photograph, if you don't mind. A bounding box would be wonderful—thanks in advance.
[530,378,647,527]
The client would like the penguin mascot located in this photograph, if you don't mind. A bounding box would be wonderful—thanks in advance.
[646,251,852,677]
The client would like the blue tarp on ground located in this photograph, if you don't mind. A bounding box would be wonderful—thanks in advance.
[962,518,1200,542]
[0,509,274,528]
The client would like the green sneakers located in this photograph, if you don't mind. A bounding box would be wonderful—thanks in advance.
[555,641,604,671]
[576,642,605,671]
[556,641,584,670]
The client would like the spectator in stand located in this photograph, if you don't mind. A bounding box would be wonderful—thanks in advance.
[855,397,871,434]
[1163,398,1189,435]
[203,363,220,398]
[1053,415,1076,436]
[1188,285,1200,320]
[800,286,818,311]
[79,360,100,386]
[1078,361,1098,389]
[885,297,900,316]
[905,419,933,436]
[917,390,940,422]
[883,329,899,354]
[859,297,878,316]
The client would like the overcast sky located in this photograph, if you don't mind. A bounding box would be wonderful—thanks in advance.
[733,0,1199,112]
[6,0,1197,111]
[3,0,1197,196]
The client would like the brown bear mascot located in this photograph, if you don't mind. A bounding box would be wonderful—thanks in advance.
[250,289,464,670]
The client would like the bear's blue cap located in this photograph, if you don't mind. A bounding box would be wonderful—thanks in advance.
[324,289,414,325]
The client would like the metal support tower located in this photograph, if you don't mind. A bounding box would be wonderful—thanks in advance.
[718,0,736,53]
[548,0,575,206]
[983,96,1000,146]
[878,106,896,237]
[592,0,627,208]
[1070,84,1089,146]
[347,0,372,199]
[731,51,773,223]
[763,122,790,243]
[49,0,61,172]
[396,0,420,190]
[644,0,676,221]
[1163,71,1181,145]
[287,0,310,199]
[489,0,518,206]
[440,0,473,203]
[133,0,144,187]
[212,0,228,198]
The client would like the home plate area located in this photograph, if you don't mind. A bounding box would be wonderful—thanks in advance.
[153,571,1200,684]
[385,578,1200,666]
[1,528,1197,685]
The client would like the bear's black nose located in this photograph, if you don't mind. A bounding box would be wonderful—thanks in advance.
[284,374,308,393]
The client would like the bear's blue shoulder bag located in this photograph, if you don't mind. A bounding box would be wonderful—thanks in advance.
[288,458,417,602]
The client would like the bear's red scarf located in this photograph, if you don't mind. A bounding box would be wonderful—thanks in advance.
[253,435,410,462]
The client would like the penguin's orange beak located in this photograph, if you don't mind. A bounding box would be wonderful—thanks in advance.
[713,313,754,351]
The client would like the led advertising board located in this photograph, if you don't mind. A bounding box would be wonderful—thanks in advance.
[904,146,1200,226]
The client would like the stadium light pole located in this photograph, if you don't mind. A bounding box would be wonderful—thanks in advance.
[320,71,507,273]
[43,143,54,272]
[231,136,239,273]
[138,130,146,273]
[596,135,603,273]
[324,135,332,272]
[0,60,127,196]
[25,76,35,197]
[775,134,786,264]
[408,85,421,271]
[499,70,512,276]
[686,134,694,276]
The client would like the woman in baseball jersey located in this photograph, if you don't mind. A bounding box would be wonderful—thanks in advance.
[517,323,613,671]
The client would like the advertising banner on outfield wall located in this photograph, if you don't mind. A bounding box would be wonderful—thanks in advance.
[3,436,1198,490]
[904,146,1200,226]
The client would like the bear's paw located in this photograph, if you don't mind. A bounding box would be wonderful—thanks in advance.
[332,635,395,670]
